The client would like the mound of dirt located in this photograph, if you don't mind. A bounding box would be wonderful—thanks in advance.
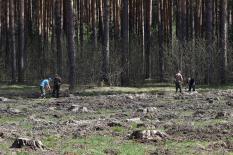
[0,97,8,102]
[68,104,90,113]
[104,148,119,155]
[11,137,45,150]
[130,130,169,141]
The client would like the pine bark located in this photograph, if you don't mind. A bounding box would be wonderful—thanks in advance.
[101,0,110,85]
[158,0,165,81]
[18,0,25,83]
[206,0,213,84]
[121,0,130,86]
[55,0,63,76]
[91,0,97,48]
[143,0,152,79]
[219,0,228,84]
[65,0,77,90]
[9,0,16,83]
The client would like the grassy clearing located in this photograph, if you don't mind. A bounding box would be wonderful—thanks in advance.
[193,119,229,128]
[76,86,173,96]
[165,140,210,155]
[0,83,233,97]
[1,83,233,154]
[0,84,38,96]
[44,135,155,155]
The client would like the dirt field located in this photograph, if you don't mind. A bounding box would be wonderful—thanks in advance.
[0,86,233,155]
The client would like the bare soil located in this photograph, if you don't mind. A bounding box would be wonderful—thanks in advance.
[0,89,233,154]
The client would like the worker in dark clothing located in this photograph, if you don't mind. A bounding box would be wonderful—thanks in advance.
[52,74,62,98]
[188,77,195,92]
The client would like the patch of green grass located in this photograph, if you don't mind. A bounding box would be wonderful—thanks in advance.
[42,135,62,149]
[0,84,38,95]
[0,84,36,90]
[119,142,152,155]
[96,109,117,114]
[76,86,174,96]
[0,143,8,151]
[193,119,228,128]
[0,115,25,124]
[164,139,233,155]
[165,140,209,155]
[112,126,126,133]
[0,117,33,135]
[16,152,30,155]
[171,119,229,129]
[44,135,155,155]
[199,84,233,90]
[180,110,194,117]
[19,120,33,130]
[131,122,138,129]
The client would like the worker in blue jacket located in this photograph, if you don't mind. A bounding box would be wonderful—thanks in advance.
[40,78,52,98]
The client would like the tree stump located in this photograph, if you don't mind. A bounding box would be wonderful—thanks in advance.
[11,138,45,150]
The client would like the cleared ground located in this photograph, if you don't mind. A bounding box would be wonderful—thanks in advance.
[0,84,233,155]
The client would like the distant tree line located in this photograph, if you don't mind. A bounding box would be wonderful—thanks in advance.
[0,0,232,88]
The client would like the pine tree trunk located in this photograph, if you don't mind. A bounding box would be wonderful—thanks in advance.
[79,0,84,54]
[101,0,110,85]
[143,0,152,79]
[65,0,77,90]
[206,0,213,84]
[98,0,104,43]
[219,0,228,84]
[18,0,25,83]
[9,0,17,83]
[121,0,130,86]
[158,0,165,81]
[91,0,97,48]
[55,0,63,77]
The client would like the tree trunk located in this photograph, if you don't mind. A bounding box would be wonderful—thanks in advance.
[158,0,165,81]
[101,0,110,85]
[55,0,63,77]
[98,0,104,43]
[206,0,213,84]
[143,0,152,79]
[18,0,25,83]
[219,0,228,84]
[65,0,77,90]
[115,0,121,39]
[121,0,129,86]
[9,0,17,83]
[181,0,187,42]
[91,0,97,48]
[79,0,84,55]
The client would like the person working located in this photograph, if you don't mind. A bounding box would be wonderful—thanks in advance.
[52,74,62,98]
[40,78,52,98]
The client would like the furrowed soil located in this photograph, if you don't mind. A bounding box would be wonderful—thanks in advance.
[0,86,233,155]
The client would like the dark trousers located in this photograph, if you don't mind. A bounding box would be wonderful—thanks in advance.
[175,81,182,93]
[40,86,45,97]
[52,85,60,98]
[189,84,195,91]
